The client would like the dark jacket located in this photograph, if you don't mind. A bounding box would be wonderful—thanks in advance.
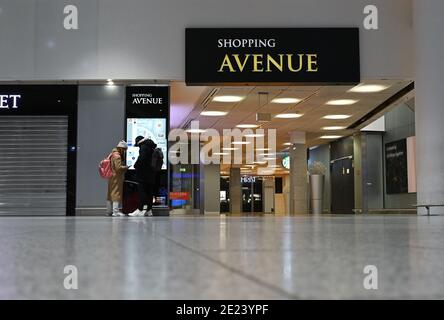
[134,139,156,184]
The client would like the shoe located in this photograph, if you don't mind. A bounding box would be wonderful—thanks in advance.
[112,211,126,217]
[105,212,113,217]
[144,210,153,217]
[137,210,147,217]
[129,209,143,217]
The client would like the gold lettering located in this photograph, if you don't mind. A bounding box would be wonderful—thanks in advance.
[252,54,264,72]
[217,53,319,73]
[307,54,318,72]
[233,54,251,72]
[266,54,284,72]
[218,54,235,72]
[287,54,304,72]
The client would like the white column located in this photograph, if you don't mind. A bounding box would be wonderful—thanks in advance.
[413,0,444,214]
[289,132,308,215]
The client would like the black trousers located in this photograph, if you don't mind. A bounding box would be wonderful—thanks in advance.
[138,182,154,211]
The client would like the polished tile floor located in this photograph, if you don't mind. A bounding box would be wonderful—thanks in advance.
[0,215,443,299]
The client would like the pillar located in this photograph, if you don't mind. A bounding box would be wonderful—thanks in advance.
[229,167,242,214]
[200,163,220,215]
[289,132,308,215]
[413,0,444,214]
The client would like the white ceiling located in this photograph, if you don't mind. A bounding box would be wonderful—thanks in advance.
[176,79,412,146]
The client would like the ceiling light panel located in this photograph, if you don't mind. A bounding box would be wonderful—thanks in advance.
[212,95,244,103]
[323,115,351,120]
[271,97,301,104]
[275,113,303,119]
[200,111,228,116]
[348,84,389,93]
[326,99,358,106]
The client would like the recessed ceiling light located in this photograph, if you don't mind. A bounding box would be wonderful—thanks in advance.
[275,113,303,119]
[322,126,346,130]
[323,115,351,120]
[271,97,301,104]
[349,84,389,93]
[236,124,259,129]
[253,161,267,165]
[186,128,206,133]
[222,147,239,151]
[200,111,228,116]
[232,141,251,145]
[213,95,244,103]
[259,153,276,156]
[320,135,343,139]
[283,142,292,146]
[262,157,277,161]
[326,99,358,106]
[245,133,265,138]
[256,148,270,151]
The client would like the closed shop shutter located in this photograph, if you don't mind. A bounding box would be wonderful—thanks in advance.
[0,116,68,216]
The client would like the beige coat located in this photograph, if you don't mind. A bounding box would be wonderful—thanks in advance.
[107,149,128,202]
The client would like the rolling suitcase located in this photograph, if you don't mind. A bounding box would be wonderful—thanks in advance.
[152,205,170,216]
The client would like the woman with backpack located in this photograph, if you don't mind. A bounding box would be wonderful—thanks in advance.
[106,140,129,216]
[129,136,156,217]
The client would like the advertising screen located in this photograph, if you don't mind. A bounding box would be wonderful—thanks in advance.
[126,118,167,169]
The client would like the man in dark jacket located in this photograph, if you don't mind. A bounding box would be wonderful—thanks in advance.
[129,136,156,217]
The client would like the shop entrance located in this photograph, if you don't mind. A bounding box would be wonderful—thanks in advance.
[0,116,68,215]
[0,85,77,216]
[241,176,263,213]
[331,157,355,214]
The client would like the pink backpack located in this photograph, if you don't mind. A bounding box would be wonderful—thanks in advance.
[98,153,114,179]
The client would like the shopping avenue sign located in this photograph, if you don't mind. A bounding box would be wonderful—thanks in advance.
[0,94,21,109]
[185,28,360,85]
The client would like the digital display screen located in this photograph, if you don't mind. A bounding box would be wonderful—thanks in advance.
[126,118,167,169]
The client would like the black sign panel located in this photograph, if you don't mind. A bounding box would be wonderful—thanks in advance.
[186,28,360,85]
[385,139,408,194]
[125,86,169,118]
[0,85,77,115]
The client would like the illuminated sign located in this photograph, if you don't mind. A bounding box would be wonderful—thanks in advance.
[170,192,190,201]
[241,176,256,183]
[0,94,21,109]
[186,28,360,85]
[282,156,290,169]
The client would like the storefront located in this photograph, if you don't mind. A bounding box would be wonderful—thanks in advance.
[0,85,77,216]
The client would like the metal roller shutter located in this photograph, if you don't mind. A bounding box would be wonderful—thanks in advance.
[0,116,68,216]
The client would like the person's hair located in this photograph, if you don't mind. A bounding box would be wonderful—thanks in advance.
[116,147,126,157]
